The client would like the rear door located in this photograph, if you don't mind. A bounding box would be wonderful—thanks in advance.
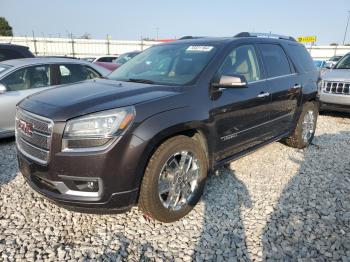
[257,43,302,135]
[212,44,272,161]
[0,64,53,133]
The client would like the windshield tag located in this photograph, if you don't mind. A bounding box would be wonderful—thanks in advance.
[186,46,214,52]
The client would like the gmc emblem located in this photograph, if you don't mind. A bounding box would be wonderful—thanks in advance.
[18,119,34,136]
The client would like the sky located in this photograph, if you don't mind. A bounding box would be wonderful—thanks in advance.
[1,0,350,45]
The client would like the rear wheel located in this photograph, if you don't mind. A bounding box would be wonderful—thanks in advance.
[138,135,208,223]
[284,101,319,149]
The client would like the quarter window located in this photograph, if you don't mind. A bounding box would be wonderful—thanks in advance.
[259,44,291,78]
[1,65,50,91]
[218,45,261,82]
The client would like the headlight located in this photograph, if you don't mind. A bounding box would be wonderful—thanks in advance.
[62,106,135,151]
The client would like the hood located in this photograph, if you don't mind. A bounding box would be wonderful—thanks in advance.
[19,79,181,121]
[322,69,350,82]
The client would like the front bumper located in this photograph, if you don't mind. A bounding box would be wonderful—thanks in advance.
[17,133,148,213]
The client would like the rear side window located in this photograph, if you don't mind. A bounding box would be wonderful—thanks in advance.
[259,44,291,78]
[288,44,315,72]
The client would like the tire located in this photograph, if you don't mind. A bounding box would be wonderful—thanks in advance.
[284,101,319,149]
[138,135,208,223]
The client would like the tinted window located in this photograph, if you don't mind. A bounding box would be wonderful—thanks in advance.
[218,45,261,82]
[1,65,50,91]
[0,49,22,62]
[58,64,89,84]
[97,57,116,62]
[259,44,291,78]
[288,44,315,72]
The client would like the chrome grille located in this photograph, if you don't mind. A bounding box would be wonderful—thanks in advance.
[322,81,350,95]
[15,109,53,165]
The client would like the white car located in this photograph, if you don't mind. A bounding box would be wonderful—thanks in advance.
[0,57,109,138]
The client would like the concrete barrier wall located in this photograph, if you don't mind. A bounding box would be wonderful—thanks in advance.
[0,36,161,57]
[1,36,350,60]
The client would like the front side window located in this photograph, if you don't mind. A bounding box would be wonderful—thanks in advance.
[1,65,50,91]
[259,44,291,78]
[218,44,261,82]
[108,44,217,85]
[58,64,89,84]
[85,66,101,79]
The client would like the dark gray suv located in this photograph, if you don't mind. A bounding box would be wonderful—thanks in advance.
[16,32,319,222]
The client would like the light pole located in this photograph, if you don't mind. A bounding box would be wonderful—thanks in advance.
[156,27,159,40]
[343,11,350,45]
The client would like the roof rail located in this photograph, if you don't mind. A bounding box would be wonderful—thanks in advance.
[178,36,205,40]
[234,32,296,42]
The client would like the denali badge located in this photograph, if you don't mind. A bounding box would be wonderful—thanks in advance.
[18,119,34,136]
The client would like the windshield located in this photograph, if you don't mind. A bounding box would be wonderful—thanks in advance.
[114,52,139,65]
[0,64,11,74]
[334,54,350,69]
[330,56,341,62]
[108,44,217,85]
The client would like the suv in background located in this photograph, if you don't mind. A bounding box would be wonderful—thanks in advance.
[319,53,350,112]
[16,33,319,222]
[0,43,35,62]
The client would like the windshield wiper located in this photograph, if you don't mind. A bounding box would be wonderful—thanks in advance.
[126,78,155,84]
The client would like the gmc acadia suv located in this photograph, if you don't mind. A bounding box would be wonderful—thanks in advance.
[16,33,319,222]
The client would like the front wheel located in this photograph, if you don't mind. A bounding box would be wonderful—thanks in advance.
[138,135,208,223]
[284,101,319,149]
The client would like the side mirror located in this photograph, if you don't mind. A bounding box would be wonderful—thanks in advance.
[213,75,247,88]
[0,83,6,94]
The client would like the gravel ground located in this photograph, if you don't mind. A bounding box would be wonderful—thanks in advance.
[0,113,350,261]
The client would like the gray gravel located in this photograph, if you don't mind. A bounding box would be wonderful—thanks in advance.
[1,114,350,261]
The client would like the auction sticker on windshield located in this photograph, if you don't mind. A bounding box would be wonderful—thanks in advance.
[186,46,214,52]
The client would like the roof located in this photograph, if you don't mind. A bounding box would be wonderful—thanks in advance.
[0,57,93,67]
[0,43,30,50]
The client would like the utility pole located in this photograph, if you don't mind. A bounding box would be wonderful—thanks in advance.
[343,11,350,45]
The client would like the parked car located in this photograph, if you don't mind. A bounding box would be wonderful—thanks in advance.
[16,33,319,222]
[324,55,342,69]
[0,43,35,62]
[319,52,350,112]
[0,58,109,138]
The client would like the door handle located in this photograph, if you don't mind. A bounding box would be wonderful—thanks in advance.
[292,84,302,89]
[257,92,270,98]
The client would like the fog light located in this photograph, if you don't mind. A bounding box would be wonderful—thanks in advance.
[75,180,99,192]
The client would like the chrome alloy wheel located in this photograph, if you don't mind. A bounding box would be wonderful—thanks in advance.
[158,151,200,211]
[302,110,315,143]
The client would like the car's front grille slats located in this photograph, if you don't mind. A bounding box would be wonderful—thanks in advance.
[323,81,350,95]
[15,109,53,165]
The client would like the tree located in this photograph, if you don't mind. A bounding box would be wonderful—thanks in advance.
[0,17,13,36]
[330,43,338,46]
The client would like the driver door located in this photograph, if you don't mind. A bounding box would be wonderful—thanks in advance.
[212,44,272,161]
[0,64,53,135]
